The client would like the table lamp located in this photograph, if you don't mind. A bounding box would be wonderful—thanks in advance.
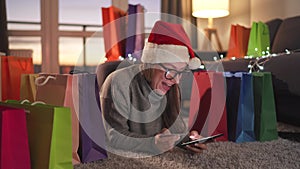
[192,0,229,51]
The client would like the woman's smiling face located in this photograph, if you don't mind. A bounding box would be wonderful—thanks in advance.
[150,62,188,95]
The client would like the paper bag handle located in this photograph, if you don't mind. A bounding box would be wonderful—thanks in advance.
[35,75,56,86]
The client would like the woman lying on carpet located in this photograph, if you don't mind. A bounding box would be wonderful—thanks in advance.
[100,21,207,155]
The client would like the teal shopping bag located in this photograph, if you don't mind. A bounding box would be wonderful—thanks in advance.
[252,72,278,141]
[0,100,73,169]
[247,21,270,57]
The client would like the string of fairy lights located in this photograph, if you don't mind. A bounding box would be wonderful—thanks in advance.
[115,48,299,73]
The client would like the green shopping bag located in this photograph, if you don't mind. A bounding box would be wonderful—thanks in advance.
[247,21,270,57]
[252,72,278,141]
[0,100,73,169]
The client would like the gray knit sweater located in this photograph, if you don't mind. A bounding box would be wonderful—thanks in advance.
[100,64,188,155]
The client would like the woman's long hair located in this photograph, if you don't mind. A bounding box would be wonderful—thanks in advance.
[142,64,186,133]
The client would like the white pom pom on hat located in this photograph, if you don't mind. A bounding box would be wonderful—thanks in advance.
[141,21,201,70]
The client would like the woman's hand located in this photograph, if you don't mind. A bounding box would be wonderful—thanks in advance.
[154,128,180,152]
[185,130,208,153]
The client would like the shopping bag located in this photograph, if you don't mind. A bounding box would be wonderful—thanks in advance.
[125,4,137,57]
[247,21,270,57]
[134,4,145,59]
[20,74,38,102]
[0,106,31,169]
[0,101,73,169]
[224,72,241,141]
[77,73,107,163]
[227,24,251,58]
[35,74,81,164]
[102,6,127,61]
[189,71,228,141]
[36,74,68,105]
[1,56,34,101]
[235,73,256,142]
[64,75,81,164]
[125,4,145,59]
[252,72,278,141]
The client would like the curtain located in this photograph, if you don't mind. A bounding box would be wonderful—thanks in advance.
[161,0,182,24]
[0,0,9,55]
[161,0,197,49]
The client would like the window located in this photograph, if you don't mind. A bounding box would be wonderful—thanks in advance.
[7,0,161,73]
[7,0,41,67]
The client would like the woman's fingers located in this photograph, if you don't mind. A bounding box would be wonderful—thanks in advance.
[185,143,207,153]
[185,145,203,153]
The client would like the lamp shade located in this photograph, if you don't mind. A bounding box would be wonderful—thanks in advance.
[192,0,229,18]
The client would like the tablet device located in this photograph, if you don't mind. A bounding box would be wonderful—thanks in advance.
[181,133,223,146]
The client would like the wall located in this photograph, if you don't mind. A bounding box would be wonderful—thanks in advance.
[196,0,251,51]
[251,0,300,22]
[197,0,300,51]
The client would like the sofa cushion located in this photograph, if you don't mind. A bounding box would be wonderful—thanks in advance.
[203,58,251,72]
[265,18,283,50]
[272,16,300,53]
[264,52,300,96]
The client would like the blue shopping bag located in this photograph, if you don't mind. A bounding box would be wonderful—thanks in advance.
[235,73,256,142]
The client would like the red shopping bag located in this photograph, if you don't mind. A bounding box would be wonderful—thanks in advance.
[0,106,31,169]
[227,24,251,59]
[102,6,127,61]
[189,71,228,141]
[1,56,34,101]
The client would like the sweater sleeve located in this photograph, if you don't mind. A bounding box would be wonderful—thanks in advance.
[100,69,161,154]
[101,97,161,154]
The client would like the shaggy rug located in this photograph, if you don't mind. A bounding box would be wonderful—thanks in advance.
[74,123,300,169]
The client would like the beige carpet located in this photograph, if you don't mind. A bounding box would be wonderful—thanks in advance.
[74,122,300,169]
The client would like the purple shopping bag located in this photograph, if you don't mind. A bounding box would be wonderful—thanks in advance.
[78,74,107,163]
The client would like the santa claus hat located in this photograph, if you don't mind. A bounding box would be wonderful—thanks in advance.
[141,21,201,70]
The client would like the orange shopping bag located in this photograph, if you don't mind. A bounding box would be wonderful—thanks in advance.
[1,56,34,101]
[227,24,251,59]
[102,6,127,61]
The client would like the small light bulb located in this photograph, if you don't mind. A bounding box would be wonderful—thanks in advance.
[272,53,278,57]
[119,56,124,61]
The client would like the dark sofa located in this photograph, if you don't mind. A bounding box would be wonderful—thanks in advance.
[96,16,300,126]
[206,16,300,126]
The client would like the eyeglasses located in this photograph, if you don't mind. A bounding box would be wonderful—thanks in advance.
[158,63,189,80]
